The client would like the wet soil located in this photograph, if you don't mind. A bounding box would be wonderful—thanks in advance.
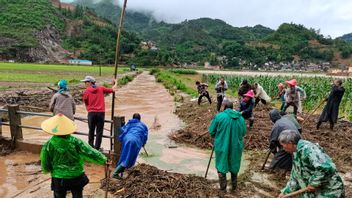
[0,138,12,156]
[171,98,352,196]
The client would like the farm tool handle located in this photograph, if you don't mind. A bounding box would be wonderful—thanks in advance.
[143,146,149,157]
[302,99,326,126]
[204,143,214,179]
[283,187,310,198]
[105,151,112,198]
[195,131,208,141]
[261,149,272,170]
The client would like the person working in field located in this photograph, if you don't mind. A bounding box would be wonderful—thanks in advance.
[112,113,148,179]
[269,109,300,171]
[49,80,76,120]
[253,82,271,106]
[40,114,107,198]
[281,79,301,116]
[238,90,255,128]
[81,76,117,150]
[317,79,345,130]
[238,80,252,99]
[215,77,228,112]
[277,130,345,198]
[195,81,212,105]
[208,100,246,192]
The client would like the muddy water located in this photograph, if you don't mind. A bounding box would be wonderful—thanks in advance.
[1,72,249,196]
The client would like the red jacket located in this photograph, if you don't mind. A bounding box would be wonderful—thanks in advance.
[83,86,113,112]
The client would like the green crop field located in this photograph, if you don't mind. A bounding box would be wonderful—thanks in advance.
[0,62,128,83]
[203,74,352,120]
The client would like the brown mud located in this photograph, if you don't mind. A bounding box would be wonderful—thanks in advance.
[170,99,352,196]
[0,138,12,156]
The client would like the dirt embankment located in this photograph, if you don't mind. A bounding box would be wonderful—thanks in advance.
[0,85,84,113]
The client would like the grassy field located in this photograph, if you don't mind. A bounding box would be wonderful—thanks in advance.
[0,62,129,83]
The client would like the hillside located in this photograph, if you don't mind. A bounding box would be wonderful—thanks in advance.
[0,0,141,63]
[75,0,352,67]
[339,33,352,43]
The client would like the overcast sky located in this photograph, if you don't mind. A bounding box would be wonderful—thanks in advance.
[62,0,352,38]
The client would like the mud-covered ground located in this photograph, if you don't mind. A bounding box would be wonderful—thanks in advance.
[170,98,352,197]
[0,138,12,156]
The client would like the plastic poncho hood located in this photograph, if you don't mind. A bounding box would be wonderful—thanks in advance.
[40,135,107,179]
[270,109,282,123]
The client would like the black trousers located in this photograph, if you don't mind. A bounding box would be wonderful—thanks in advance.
[88,112,105,149]
[198,91,212,105]
[54,189,83,198]
[282,102,298,116]
[216,95,225,112]
[255,98,267,106]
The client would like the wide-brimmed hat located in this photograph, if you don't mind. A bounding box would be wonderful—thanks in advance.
[243,90,254,98]
[41,114,77,135]
[286,79,297,86]
[80,76,96,83]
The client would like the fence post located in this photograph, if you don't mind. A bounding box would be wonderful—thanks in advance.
[8,105,23,140]
[113,116,125,164]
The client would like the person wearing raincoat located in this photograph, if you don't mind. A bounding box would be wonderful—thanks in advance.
[277,130,345,198]
[269,109,300,171]
[208,100,246,192]
[317,79,345,130]
[112,113,148,179]
[40,114,107,198]
[49,80,76,120]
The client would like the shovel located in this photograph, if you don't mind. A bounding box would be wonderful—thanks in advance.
[282,187,310,198]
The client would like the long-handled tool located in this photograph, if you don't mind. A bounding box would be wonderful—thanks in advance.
[261,149,272,170]
[301,99,326,126]
[142,146,149,157]
[283,187,310,198]
[105,151,112,198]
[204,144,215,179]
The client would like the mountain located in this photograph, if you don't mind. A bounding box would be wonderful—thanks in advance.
[338,33,352,43]
[0,0,140,63]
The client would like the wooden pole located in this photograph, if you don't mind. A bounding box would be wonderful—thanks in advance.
[113,116,125,164]
[283,187,310,198]
[8,105,23,148]
[204,145,215,179]
[110,0,128,150]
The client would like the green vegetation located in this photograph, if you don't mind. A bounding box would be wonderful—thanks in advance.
[203,74,352,120]
[0,62,127,83]
[151,69,197,96]
[118,75,134,85]
[169,69,197,75]
[0,0,64,53]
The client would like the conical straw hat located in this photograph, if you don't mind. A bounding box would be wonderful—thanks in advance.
[41,114,77,135]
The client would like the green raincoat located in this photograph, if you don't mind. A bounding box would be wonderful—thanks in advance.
[208,109,246,174]
[281,140,345,197]
[40,135,107,179]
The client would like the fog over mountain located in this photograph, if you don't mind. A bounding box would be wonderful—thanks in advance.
[61,0,352,38]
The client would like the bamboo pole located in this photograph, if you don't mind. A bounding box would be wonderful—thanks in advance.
[110,0,128,150]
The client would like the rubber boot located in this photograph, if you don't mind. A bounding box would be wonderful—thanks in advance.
[249,119,254,128]
[330,122,334,130]
[218,172,227,192]
[112,165,125,179]
[231,173,237,191]
[316,121,322,130]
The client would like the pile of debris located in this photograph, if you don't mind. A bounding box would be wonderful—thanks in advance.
[101,163,220,198]
[0,87,84,112]
[172,100,352,172]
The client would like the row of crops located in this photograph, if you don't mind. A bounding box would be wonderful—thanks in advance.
[203,74,352,120]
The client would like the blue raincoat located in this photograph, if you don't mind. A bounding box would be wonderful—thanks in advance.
[117,119,148,168]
